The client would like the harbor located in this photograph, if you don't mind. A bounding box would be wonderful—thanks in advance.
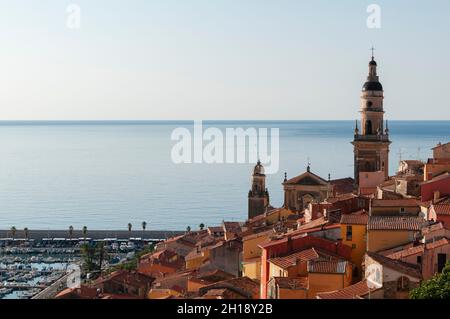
[0,231,178,299]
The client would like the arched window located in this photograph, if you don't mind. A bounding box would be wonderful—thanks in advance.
[365,120,373,135]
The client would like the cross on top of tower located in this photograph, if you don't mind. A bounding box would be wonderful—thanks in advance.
[371,46,375,60]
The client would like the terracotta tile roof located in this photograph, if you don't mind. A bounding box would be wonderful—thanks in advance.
[55,285,99,299]
[307,260,348,274]
[242,229,274,241]
[435,196,450,205]
[185,248,207,261]
[366,252,422,278]
[372,199,420,207]
[196,269,235,282]
[198,277,259,299]
[268,248,320,269]
[153,270,194,285]
[316,280,377,299]
[422,222,447,234]
[433,202,450,215]
[325,193,358,204]
[340,211,369,225]
[222,222,243,233]
[298,217,329,230]
[272,276,308,289]
[387,245,425,259]
[426,237,450,249]
[94,270,154,288]
[207,226,224,233]
[368,216,426,231]
[284,170,329,185]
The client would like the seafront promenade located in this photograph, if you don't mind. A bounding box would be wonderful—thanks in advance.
[0,229,184,241]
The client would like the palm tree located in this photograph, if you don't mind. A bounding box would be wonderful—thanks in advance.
[199,223,205,231]
[82,226,88,241]
[68,225,74,240]
[128,223,132,239]
[10,226,16,240]
[142,221,147,237]
[24,227,29,240]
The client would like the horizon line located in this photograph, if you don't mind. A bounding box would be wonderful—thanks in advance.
[0,119,449,124]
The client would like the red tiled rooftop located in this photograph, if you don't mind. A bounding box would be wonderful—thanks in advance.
[435,196,450,205]
[387,245,424,260]
[298,217,329,230]
[366,251,422,278]
[268,248,320,269]
[372,199,420,207]
[426,237,450,249]
[340,211,368,225]
[433,203,450,215]
[307,259,348,274]
[326,193,358,204]
[368,216,426,231]
[316,280,376,299]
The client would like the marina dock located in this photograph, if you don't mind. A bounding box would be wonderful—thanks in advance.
[0,229,183,241]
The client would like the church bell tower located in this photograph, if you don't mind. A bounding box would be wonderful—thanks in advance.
[352,49,391,186]
[248,161,270,219]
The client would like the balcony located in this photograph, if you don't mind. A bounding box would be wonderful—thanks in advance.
[353,134,390,142]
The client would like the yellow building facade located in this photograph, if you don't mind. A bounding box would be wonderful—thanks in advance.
[340,213,368,273]
[242,230,272,280]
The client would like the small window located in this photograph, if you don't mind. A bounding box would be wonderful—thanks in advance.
[417,256,422,265]
[346,226,353,241]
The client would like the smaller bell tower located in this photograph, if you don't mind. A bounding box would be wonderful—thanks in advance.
[248,161,270,219]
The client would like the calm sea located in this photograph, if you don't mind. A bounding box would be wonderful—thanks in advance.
[0,121,448,231]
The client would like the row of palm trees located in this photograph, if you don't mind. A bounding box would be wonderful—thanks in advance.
[7,222,150,240]
[185,223,206,233]
[8,221,209,240]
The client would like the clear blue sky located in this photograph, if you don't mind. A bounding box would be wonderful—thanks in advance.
[0,0,449,120]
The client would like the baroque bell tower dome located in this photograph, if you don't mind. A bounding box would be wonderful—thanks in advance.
[352,49,391,186]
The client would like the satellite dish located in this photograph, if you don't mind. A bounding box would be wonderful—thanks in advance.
[366,264,383,289]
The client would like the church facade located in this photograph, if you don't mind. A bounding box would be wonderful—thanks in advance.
[352,54,391,186]
[282,166,333,212]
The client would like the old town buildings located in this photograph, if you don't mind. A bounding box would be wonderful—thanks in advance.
[68,54,449,300]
